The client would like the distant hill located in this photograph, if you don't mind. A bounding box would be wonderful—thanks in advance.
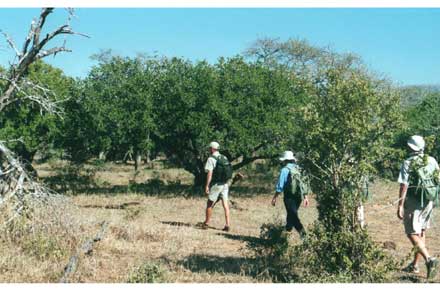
[399,85,440,107]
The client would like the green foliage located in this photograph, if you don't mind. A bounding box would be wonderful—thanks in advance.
[404,92,440,160]
[247,38,403,282]
[250,222,397,283]
[61,54,156,168]
[385,89,440,179]
[127,261,168,283]
[154,56,299,186]
[292,54,403,229]
[0,61,74,163]
[57,80,96,163]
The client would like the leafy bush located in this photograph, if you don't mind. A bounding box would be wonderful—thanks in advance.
[127,262,168,283]
[250,222,397,283]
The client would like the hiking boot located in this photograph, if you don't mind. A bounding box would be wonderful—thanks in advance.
[426,257,439,279]
[222,226,230,232]
[402,263,420,274]
[196,222,209,230]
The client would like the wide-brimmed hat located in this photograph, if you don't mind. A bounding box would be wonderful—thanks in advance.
[407,135,425,152]
[279,150,297,161]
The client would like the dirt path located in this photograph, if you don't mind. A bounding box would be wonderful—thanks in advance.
[66,179,440,283]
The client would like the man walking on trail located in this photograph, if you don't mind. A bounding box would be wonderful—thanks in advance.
[271,150,309,236]
[202,141,232,232]
[398,135,439,279]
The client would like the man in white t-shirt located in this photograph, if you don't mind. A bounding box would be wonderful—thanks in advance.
[398,135,439,279]
[201,141,230,232]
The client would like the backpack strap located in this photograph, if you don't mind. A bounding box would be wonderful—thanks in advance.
[211,154,220,164]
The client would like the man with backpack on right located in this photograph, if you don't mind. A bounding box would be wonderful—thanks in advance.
[271,150,310,237]
[398,135,440,279]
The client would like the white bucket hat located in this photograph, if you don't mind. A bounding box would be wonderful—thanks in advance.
[279,150,297,162]
[209,141,220,150]
[407,135,425,152]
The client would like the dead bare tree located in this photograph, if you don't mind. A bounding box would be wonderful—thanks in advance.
[0,8,88,227]
[0,8,88,114]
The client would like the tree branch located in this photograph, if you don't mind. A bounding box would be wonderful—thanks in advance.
[37,46,72,59]
[22,19,36,56]
[0,30,21,57]
[33,8,53,46]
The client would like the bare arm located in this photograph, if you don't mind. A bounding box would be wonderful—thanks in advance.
[397,183,407,219]
[271,192,281,206]
[205,171,213,195]
[303,195,310,207]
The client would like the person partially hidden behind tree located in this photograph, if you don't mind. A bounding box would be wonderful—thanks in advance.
[201,141,233,232]
[398,135,439,279]
[271,150,310,237]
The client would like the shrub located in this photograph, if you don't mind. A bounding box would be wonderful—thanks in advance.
[127,262,168,283]
[250,222,397,283]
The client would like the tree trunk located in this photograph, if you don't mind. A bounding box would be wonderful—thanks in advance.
[98,151,106,161]
[145,151,151,164]
[134,152,142,172]
[145,133,151,164]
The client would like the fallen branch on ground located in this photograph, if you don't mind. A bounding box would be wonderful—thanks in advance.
[79,201,141,210]
[59,221,108,283]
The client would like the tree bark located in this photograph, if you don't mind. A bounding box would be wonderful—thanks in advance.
[134,152,142,171]
[98,151,106,161]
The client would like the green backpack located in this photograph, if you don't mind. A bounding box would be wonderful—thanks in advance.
[288,166,311,201]
[212,154,233,184]
[409,155,440,207]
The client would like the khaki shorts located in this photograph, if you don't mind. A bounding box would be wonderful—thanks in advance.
[404,201,433,235]
[208,183,229,202]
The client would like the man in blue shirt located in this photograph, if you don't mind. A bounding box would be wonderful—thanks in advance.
[271,150,309,235]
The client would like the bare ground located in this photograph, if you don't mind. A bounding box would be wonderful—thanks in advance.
[1,163,440,283]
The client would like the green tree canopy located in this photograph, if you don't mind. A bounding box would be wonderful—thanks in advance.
[61,55,156,170]
[0,61,74,165]
[247,38,403,280]
[153,56,302,187]
[403,91,440,159]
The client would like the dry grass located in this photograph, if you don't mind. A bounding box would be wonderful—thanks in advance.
[1,162,439,283]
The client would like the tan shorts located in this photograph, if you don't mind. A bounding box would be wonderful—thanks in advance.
[404,201,433,235]
[208,183,229,202]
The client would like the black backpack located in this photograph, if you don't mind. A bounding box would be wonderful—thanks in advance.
[212,154,233,184]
